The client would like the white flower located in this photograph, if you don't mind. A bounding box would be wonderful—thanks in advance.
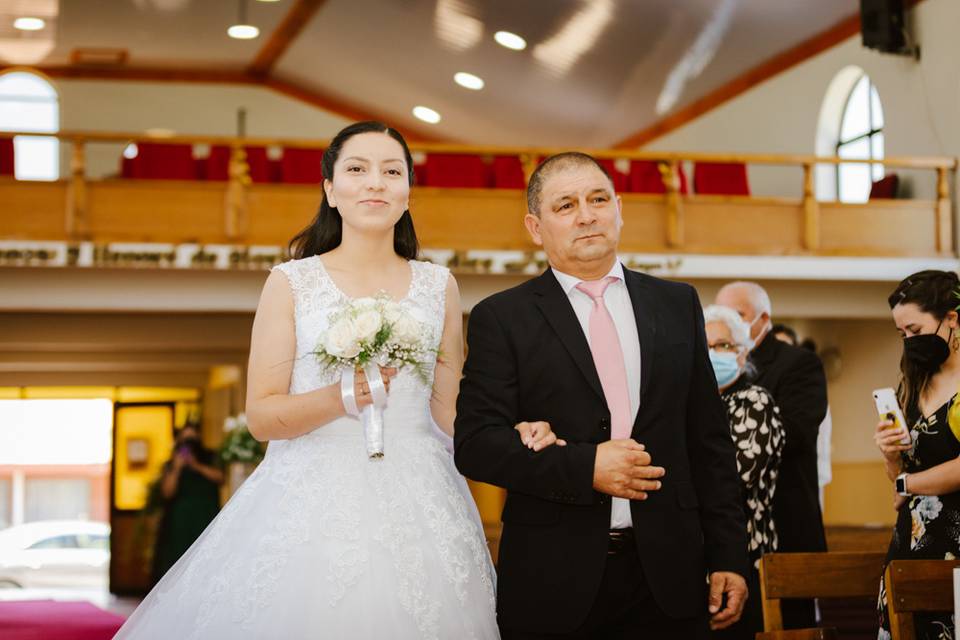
[916,495,943,522]
[224,416,238,432]
[325,317,361,358]
[392,313,422,343]
[383,301,405,324]
[353,309,383,343]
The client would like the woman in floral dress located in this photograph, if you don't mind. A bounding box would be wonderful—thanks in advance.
[876,270,960,640]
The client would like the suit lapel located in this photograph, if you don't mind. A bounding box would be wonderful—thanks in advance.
[623,268,658,404]
[532,270,605,401]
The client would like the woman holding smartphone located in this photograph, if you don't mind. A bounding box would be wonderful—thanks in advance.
[875,269,960,639]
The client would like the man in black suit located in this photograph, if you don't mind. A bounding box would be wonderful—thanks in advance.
[454,152,749,639]
[716,282,829,629]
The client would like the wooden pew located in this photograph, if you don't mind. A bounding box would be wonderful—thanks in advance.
[885,558,960,640]
[758,551,887,639]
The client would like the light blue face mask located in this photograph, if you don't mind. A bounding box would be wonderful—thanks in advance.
[709,350,741,388]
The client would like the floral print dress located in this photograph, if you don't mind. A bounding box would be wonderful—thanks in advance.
[878,396,960,640]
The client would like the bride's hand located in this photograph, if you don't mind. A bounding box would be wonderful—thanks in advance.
[515,421,567,452]
[355,366,397,409]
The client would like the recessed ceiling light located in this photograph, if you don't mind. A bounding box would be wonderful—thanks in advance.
[454,72,484,90]
[494,31,526,51]
[412,106,441,124]
[227,24,259,39]
[13,17,45,31]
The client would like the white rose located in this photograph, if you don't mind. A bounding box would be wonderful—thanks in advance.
[353,309,383,343]
[325,318,361,358]
[224,416,238,432]
[383,301,405,324]
[392,313,422,344]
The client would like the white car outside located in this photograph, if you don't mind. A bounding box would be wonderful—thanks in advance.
[0,520,110,589]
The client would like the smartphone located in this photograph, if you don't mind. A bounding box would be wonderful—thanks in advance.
[872,387,912,445]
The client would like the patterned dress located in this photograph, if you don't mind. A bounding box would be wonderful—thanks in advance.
[878,396,960,640]
[116,257,499,640]
[714,377,784,640]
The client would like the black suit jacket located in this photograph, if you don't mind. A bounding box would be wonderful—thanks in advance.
[454,267,748,634]
[751,335,829,554]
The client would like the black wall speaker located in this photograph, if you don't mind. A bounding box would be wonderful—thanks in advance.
[860,0,907,53]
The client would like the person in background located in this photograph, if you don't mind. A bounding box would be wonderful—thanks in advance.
[771,324,833,509]
[705,305,785,640]
[715,282,828,629]
[875,270,960,640]
[151,423,223,584]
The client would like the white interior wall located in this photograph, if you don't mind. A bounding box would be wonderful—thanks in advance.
[644,0,960,201]
[54,80,351,178]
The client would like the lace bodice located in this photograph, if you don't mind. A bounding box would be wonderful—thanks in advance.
[273,256,448,390]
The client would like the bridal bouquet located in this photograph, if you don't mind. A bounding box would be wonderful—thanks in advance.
[314,294,435,459]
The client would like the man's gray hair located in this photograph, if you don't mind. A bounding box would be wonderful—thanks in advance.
[526,152,614,215]
[720,281,773,318]
[703,304,753,349]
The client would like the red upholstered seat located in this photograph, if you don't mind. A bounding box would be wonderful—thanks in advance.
[423,153,490,188]
[0,137,13,176]
[491,156,525,189]
[127,143,197,180]
[206,146,273,183]
[627,160,688,194]
[281,147,325,184]
[869,173,899,199]
[595,158,628,192]
[693,162,750,195]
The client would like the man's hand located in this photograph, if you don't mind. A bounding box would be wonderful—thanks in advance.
[515,421,567,452]
[707,571,747,630]
[592,439,665,500]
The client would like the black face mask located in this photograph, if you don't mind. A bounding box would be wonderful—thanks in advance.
[904,322,952,373]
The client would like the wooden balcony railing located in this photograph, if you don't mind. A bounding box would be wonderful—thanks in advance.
[1,130,956,258]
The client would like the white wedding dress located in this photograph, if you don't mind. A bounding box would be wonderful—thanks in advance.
[115,257,499,640]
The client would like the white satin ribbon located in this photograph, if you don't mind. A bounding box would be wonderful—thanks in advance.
[339,364,389,459]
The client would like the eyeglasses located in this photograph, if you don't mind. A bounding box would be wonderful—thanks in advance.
[708,341,742,353]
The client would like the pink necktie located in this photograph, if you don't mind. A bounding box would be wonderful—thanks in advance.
[576,277,632,440]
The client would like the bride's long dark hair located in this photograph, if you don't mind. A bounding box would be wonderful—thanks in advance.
[288,121,420,260]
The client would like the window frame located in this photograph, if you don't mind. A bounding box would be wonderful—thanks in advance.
[835,73,884,201]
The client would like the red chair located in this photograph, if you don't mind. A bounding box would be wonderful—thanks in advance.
[0,138,13,176]
[870,173,899,199]
[206,146,273,183]
[491,156,526,189]
[627,160,688,194]
[127,143,197,180]
[595,158,628,192]
[693,162,750,195]
[281,147,325,184]
[423,153,489,188]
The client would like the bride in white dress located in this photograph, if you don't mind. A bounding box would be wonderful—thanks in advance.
[115,122,562,639]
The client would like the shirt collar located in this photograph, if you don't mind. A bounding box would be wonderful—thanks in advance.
[551,260,625,296]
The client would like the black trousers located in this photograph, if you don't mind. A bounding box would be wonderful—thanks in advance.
[500,532,709,640]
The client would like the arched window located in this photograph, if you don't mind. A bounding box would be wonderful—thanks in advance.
[0,71,59,181]
[836,73,884,203]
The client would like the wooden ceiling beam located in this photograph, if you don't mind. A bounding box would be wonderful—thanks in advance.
[248,0,328,78]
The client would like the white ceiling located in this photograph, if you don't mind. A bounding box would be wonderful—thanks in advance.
[1,0,860,146]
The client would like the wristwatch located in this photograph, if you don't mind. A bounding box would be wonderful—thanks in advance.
[895,472,910,497]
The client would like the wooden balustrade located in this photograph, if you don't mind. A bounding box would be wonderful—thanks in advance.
[1,130,956,258]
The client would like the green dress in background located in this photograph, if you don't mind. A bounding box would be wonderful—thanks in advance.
[151,448,221,585]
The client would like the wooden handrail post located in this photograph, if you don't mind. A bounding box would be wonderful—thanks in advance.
[660,160,684,248]
[935,166,954,255]
[802,162,820,252]
[225,144,250,240]
[65,138,88,238]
